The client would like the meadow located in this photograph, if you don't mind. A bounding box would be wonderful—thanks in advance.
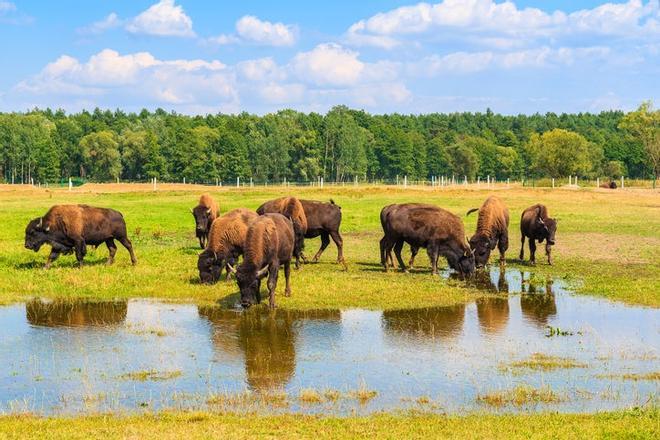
[0,183,658,308]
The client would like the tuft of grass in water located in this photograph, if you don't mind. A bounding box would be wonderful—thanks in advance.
[119,370,182,382]
[348,382,378,405]
[477,385,562,407]
[206,391,254,407]
[299,389,324,404]
[323,389,341,402]
[597,371,660,381]
[502,353,587,372]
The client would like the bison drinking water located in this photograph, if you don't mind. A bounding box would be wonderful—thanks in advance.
[467,196,510,268]
[24,204,137,268]
[520,204,557,265]
[380,203,475,276]
[197,208,258,284]
[229,213,295,309]
[192,194,220,249]
[255,197,307,269]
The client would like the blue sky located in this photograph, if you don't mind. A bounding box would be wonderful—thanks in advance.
[0,0,658,114]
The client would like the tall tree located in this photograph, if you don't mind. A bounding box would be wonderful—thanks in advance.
[619,101,660,186]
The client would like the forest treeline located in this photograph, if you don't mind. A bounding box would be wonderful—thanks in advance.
[0,103,658,184]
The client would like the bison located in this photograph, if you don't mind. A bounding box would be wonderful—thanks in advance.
[467,196,510,268]
[24,204,137,268]
[600,181,617,189]
[259,198,345,269]
[192,194,220,249]
[197,208,258,284]
[379,203,475,276]
[519,204,557,265]
[229,213,295,309]
[255,197,307,269]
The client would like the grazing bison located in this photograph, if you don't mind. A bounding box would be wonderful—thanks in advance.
[192,194,220,249]
[467,196,510,268]
[255,197,307,268]
[519,204,557,265]
[380,203,475,276]
[24,204,137,268]
[600,181,617,189]
[229,213,295,309]
[197,208,258,284]
[380,204,421,270]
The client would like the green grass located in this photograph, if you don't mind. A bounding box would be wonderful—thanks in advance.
[502,353,588,372]
[0,408,656,439]
[0,184,658,308]
[477,385,563,407]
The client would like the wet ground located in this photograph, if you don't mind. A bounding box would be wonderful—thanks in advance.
[1,268,657,415]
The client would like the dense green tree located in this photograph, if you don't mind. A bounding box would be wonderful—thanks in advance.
[619,101,660,185]
[526,129,601,178]
[80,131,121,181]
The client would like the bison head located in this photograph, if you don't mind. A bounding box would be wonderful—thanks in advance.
[197,250,223,284]
[236,265,269,308]
[538,217,557,246]
[192,206,213,237]
[24,218,50,252]
[469,235,493,269]
[448,248,475,276]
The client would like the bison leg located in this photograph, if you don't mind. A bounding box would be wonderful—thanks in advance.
[118,236,138,265]
[408,246,419,270]
[545,243,553,265]
[313,232,331,263]
[529,239,537,265]
[428,245,439,275]
[73,239,86,268]
[105,239,117,265]
[394,240,407,272]
[284,261,292,297]
[267,263,280,309]
[380,236,390,271]
[198,236,205,249]
[498,232,508,266]
[44,249,61,269]
[519,235,525,261]
[330,230,346,270]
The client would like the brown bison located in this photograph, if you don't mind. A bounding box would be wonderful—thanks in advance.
[519,204,557,265]
[229,213,295,309]
[259,198,345,269]
[380,203,475,275]
[255,197,307,268]
[467,196,510,268]
[197,208,259,284]
[192,194,220,249]
[24,204,137,268]
[600,181,617,189]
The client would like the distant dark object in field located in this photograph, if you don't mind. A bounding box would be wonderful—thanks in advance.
[379,203,475,276]
[467,196,510,269]
[191,193,219,249]
[519,204,557,265]
[259,198,345,270]
[600,181,618,189]
[24,204,137,269]
[198,208,258,284]
[231,213,295,309]
[255,197,307,269]
[26,299,127,327]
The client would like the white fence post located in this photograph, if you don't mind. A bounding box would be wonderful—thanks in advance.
[183,177,186,185]
[321,177,324,188]
[250,177,253,187]
[507,178,510,188]
[596,178,600,188]
[68,177,72,191]
[236,177,240,188]
[404,175,408,188]
[552,178,555,188]
[576,176,579,187]
[621,176,624,188]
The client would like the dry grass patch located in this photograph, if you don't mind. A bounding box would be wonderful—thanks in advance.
[477,385,562,407]
[503,353,587,372]
[119,370,182,382]
[597,371,660,381]
[299,389,324,404]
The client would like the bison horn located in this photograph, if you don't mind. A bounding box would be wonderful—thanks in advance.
[256,266,269,279]
[37,218,42,228]
[206,208,212,215]
[226,263,237,274]
[190,208,194,214]
[466,208,479,216]
[212,252,218,261]
[45,225,50,232]
[538,217,545,225]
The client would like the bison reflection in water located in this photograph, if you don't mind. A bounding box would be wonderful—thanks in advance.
[520,280,557,328]
[26,299,127,327]
[382,305,466,341]
[476,297,510,335]
[199,307,340,392]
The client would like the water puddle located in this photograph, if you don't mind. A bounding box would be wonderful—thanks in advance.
[0,268,657,415]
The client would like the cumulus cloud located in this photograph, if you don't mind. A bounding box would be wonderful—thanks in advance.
[207,15,297,46]
[0,1,16,13]
[77,13,122,35]
[290,43,365,86]
[126,0,195,37]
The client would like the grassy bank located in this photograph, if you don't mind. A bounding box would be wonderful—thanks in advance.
[0,408,656,439]
[0,184,658,308]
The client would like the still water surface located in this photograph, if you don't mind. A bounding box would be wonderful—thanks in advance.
[1,268,657,415]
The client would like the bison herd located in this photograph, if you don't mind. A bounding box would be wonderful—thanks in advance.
[24,193,558,309]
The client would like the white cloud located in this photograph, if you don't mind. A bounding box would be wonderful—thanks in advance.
[125,0,195,37]
[207,15,297,47]
[78,13,122,35]
[237,57,286,82]
[291,43,365,86]
[0,1,16,13]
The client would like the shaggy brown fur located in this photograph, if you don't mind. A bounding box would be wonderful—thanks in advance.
[467,196,510,268]
[380,203,475,275]
[600,181,618,189]
[24,204,137,268]
[520,203,557,265]
[235,213,295,309]
[192,193,220,249]
[197,208,258,283]
[255,197,307,268]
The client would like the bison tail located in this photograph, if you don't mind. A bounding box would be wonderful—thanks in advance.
[466,208,479,216]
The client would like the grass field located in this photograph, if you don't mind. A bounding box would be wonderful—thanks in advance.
[0,408,657,439]
[0,183,658,308]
